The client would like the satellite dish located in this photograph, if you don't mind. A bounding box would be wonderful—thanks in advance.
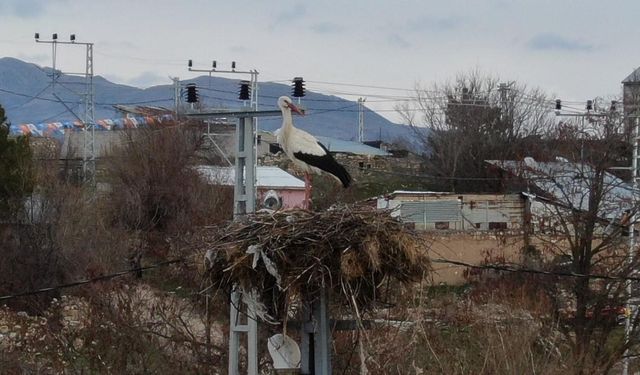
[268,334,301,369]
[263,190,283,210]
[524,156,536,168]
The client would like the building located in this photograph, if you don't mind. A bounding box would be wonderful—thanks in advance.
[197,165,305,210]
[623,67,640,137]
[376,190,525,231]
[486,158,637,233]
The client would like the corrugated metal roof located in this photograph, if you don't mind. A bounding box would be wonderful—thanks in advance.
[315,136,390,156]
[197,165,305,189]
[262,131,389,156]
[400,200,461,223]
[486,159,638,219]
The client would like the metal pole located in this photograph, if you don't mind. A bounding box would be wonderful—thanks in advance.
[623,117,639,375]
[358,98,365,143]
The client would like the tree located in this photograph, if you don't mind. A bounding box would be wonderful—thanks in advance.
[0,104,34,220]
[397,70,554,192]
[512,111,640,373]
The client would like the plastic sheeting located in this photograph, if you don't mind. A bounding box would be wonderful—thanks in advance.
[9,114,175,141]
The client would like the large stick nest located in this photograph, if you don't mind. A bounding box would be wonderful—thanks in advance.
[194,205,430,322]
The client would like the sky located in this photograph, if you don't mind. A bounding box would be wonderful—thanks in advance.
[1,0,639,123]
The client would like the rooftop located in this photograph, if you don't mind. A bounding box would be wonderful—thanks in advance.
[622,67,640,84]
[197,165,305,189]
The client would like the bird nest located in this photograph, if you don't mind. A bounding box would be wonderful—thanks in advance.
[193,205,429,322]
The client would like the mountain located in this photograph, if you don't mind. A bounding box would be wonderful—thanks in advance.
[0,57,417,144]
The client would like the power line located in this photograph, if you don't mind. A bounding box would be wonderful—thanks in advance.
[0,258,184,302]
[432,257,639,282]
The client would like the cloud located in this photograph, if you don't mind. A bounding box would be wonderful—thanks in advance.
[0,0,54,18]
[126,71,168,88]
[272,3,307,28]
[406,16,461,32]
[228,45,249,54]
[309,22,345,34]
[527,33,593,52]
[387,33,411,49]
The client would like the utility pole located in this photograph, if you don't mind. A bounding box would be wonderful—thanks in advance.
[171,76,180,117]
[187,60,260,375]
[35,33,95,185]
[358,97,366,143]
[623,115,640,375]
[498,82,513,123]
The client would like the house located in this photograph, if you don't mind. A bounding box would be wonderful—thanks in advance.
[376,190,526,231]
[197,165,305,210]
[486,158,637,234]
[372,190,525,284]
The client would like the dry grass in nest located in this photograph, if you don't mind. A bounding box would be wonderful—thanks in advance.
[188,205,430,321]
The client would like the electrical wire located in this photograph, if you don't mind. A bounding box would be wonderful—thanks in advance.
[431,257,639,282]
[2,254,638,303]
[0,258,185,302]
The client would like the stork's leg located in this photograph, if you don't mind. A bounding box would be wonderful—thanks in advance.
[304,172,313,210]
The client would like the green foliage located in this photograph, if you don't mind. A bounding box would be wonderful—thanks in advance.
[0,104,34,218]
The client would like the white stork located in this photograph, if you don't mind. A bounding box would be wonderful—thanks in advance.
[276,96,351,208]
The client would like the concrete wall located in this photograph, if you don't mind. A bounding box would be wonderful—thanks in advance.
[427,232,524,285]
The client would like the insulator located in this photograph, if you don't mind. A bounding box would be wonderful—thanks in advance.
[70,34,76,41]
[610,100,617,112]
[188,59,193,68]
[52,33,58,40]
[232,61,236,70]
[238,80,251,101]
[185,83,198,103]
[555,99,562,110]
[292,77,305,98]
[212,60,217,69]
[34,33,39,40]
[586,99,593,110]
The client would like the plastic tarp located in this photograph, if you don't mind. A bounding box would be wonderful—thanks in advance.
[9,114,175,141]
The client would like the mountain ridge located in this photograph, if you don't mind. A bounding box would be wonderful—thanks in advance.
[0,57,417,143]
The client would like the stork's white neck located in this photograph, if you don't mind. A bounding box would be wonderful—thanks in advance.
[281,108,294,132]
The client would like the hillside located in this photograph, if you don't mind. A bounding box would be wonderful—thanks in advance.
[0,57,416,143]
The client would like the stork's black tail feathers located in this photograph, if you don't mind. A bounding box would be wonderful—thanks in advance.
[294,142,352,188]
[333,160,352,188]
[314,142,351,188]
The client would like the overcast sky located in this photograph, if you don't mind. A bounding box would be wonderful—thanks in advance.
[1,0,639,122]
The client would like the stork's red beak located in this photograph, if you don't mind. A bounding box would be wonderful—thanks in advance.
[288,102,304,116]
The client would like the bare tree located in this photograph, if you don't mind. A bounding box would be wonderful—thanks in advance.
[508,111,640,373]
[397,69,554,192]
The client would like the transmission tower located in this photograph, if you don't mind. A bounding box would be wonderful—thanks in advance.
[35,33,95,185]
[358,97,366,142]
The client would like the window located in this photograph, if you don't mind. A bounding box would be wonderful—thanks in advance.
[435,222,450,230]
[489,222,508,230]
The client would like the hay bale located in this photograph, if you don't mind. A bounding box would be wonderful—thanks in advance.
[189,205,430,321]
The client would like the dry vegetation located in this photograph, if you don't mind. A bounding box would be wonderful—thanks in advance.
[1,122,637,374]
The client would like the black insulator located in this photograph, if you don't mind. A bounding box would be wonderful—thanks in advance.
[188,59,193,68]
[212,60,217,69]
[586,99,593,110]
[34,33,40,40]
[610,100,617,112]
[292,77,305,98]
[185,83,198,103]
[238,80,251,101]
[555,99,562,110]
[70,34,76,41]
[52,33,58,40]
[232,61,236,69]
